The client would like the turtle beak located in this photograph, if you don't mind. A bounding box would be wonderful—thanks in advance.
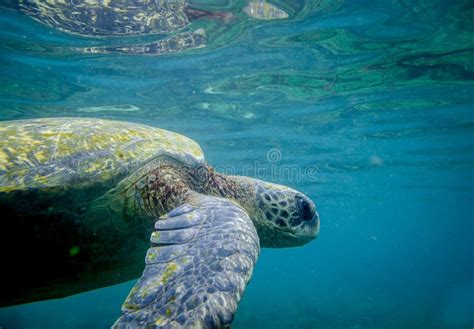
[293,195,319,241]
[294,214,319,242]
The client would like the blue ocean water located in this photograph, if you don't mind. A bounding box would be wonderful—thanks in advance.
[0,1,473,328]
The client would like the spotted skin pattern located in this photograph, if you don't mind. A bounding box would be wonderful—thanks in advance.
[257,182,298,227]
[252,180,319,247]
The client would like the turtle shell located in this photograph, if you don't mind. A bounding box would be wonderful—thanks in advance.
[19,0,189,36]
[0,117,204,193]
[0,117,206,306]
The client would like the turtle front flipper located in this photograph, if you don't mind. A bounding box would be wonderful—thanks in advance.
[113,193,260,328]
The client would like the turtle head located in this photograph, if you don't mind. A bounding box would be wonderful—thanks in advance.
[229,177,320,248]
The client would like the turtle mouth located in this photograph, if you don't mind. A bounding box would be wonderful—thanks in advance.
[292,214,320,242]
[278,228,316,247]
[261,214,320,248]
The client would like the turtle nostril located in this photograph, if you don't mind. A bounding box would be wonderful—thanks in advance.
[297,196,315,222]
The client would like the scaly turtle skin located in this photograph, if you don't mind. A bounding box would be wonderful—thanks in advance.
[0,118,319,328]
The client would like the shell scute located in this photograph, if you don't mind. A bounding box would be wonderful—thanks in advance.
[0,118,204,192]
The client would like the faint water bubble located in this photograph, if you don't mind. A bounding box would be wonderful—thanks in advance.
[243,112,255,119]
[370,155,384,166]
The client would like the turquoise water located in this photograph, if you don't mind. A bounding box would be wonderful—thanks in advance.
[0,0,473,328]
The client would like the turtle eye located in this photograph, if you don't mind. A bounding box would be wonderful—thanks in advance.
[296,195,315,222]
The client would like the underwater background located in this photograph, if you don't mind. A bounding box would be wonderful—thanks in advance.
[0,0,472,328]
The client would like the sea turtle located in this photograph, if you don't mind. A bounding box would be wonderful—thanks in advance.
[0,118,319,328]
[8,0,233,55]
